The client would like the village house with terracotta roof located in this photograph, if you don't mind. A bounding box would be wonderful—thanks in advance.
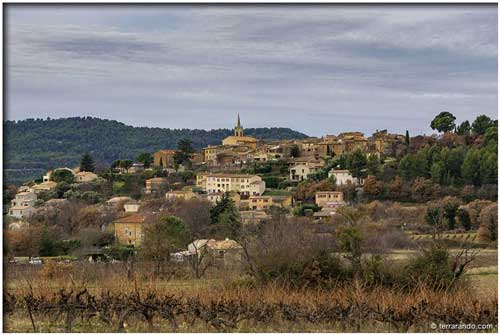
[113,214,149,246]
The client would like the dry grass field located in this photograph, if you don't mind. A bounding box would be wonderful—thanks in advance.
[3,244,498,333]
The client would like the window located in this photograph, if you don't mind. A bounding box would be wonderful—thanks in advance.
[218,250,225,258]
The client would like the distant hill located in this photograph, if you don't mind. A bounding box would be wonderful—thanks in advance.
[3,117,309,184]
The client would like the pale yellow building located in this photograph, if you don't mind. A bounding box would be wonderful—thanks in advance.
[242,195,293,211]
[221,115,258,150]
[153,149,177,168]
[197,173,265,196]
[315,191,345,209]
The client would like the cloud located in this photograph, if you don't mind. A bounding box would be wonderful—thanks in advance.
[5,4,497,136]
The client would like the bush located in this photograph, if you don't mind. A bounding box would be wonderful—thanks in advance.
[404,246,456,290]
[256,250,348,288]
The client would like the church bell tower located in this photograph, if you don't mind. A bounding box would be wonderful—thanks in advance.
[234,114,244,137]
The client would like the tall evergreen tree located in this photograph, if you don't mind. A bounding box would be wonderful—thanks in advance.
[80,152,95,172]
[174,138,194,165]
[405,130,410,145]
[209,193,241,240]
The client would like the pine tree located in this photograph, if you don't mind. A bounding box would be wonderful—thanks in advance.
[209,194,241,240]
[80,152,95,172]
[405,130,410,145]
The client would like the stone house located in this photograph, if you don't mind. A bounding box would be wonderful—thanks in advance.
[153,149,177,168]
[114,214,148,246]
[187,238,243,268]
[9,191,37,219]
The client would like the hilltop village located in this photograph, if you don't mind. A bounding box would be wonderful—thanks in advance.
[4,113,498,269]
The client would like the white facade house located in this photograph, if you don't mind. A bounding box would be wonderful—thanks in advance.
[328,169,361,186]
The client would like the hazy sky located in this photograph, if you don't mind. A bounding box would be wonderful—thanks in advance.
[5,5,498,136]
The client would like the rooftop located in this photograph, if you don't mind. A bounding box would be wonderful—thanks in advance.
[329,169,351,173]
[114,214,148,224]
[157,149,177,154]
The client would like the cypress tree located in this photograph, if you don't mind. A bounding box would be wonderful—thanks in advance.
[80,152,95,172]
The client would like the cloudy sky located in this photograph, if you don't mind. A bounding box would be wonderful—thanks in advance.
[5,4,498,136]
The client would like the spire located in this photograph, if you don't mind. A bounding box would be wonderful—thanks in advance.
[234,113,243,137]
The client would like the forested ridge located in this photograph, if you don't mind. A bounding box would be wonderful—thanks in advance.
[4,117,308,183]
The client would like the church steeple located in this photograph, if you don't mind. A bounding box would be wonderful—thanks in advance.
[234,114,244,137]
